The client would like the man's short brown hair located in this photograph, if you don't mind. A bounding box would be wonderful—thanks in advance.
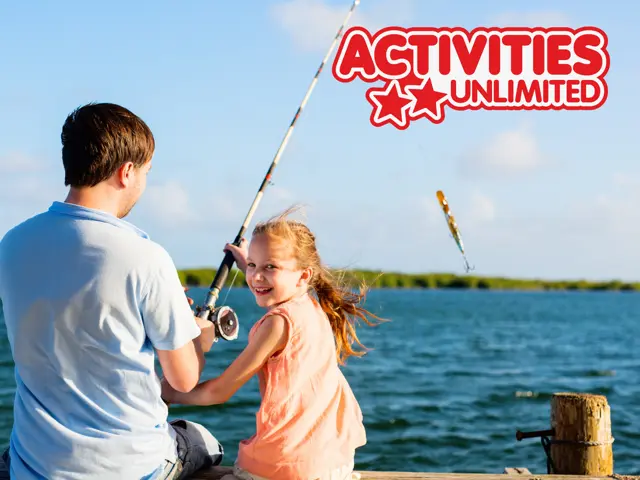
[61,103,155,187]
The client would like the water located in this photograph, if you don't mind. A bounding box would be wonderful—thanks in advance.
[0,289,639,474]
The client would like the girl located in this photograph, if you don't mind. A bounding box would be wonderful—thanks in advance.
[161,208,384,480]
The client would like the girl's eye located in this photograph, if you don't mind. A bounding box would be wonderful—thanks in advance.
[266,264,277,269]
[247,263,255,268]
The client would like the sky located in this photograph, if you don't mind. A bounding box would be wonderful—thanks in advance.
[0,0,638,282]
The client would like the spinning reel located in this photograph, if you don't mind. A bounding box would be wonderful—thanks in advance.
[195,304,240,342]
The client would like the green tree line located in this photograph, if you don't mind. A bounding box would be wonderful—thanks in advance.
[177,268,640,292]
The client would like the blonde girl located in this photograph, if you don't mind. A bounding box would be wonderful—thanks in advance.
[162,208,383,480]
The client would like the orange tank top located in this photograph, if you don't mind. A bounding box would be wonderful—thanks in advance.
[236,292,366,480]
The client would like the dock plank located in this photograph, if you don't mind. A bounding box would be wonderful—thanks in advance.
[504,468,532,475]
[1,456,637,480]
[353,476,638,480]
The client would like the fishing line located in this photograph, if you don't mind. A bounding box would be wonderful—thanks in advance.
[221,268,240,307]
[194,0,362,341]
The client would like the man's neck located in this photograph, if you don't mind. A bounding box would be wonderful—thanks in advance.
[64,187,121,218]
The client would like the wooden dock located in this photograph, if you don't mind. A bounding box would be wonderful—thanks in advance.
[1,461,637,480]
[191,468,640,480]
[1,458,638,479]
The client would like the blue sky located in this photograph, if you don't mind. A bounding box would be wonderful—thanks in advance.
[0,0,637,281]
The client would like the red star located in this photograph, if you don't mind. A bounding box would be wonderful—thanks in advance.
[365,80,414,130]
[405,78,448,124]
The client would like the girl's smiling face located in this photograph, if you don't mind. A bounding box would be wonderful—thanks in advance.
[245,233,311,309]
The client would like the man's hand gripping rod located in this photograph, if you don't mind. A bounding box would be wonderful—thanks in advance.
[194,0,361,341]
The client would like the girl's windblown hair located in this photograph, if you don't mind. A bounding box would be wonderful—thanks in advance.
[252,206,386,365]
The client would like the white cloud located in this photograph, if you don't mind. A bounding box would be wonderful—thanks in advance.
[269,0,414,53]
[421,195,442,227]
[0,177,56,203]
[560,173,640,238]
[0,154,63,207]
[468,192,496,224]
[0,156,67,237]
[258,185,301,216]
[138,181,198,226]
[265,185,295,203]
[459,122,545,176]
[611,172,640,188]
[0,152,46,174]
[489,11,572,27]
[419,191,496,233]
[130,181,302,250]
[571,186,640,234]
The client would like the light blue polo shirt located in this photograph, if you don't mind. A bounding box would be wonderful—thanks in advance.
[0,201,202,479]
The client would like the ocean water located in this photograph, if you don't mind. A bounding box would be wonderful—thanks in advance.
[0,288,639,474]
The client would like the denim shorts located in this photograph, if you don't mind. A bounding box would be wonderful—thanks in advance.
[0,419,223,480]
[159,419,224,479]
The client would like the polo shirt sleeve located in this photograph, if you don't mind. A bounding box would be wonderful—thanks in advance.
[139,244,202,351]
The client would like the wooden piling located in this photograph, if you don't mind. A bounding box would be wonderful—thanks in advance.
[550,392,614,475]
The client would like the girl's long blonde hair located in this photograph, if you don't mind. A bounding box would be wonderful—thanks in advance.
[252,206,386,365]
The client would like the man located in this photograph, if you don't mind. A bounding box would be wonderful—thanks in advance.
[0,103,224,479]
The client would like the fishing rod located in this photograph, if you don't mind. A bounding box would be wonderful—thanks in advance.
[194,0,362,341]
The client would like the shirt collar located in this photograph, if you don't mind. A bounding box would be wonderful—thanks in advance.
[48,201,150,239]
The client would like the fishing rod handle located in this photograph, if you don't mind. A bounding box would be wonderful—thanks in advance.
[204,234,245,304]
[209,250,236,293]
[196,254,232,320]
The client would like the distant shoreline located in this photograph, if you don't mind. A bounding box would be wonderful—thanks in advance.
[177,268,640,292]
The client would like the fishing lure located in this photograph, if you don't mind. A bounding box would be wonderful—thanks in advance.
[436,190,475,273]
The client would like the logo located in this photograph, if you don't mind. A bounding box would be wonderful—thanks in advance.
[331,26,610,129]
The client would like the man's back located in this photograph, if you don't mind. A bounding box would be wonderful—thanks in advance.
[0,201,199,479]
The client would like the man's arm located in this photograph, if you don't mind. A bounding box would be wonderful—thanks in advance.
[156,316,215,392]
[141,245,215,393]
[156,339,202,393]
[150,239,247,394]
[162,314,288,405]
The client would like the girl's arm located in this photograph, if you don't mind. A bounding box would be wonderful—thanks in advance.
[161,314,288,406]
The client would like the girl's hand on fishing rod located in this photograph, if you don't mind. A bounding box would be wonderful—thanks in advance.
[224,238,249,274]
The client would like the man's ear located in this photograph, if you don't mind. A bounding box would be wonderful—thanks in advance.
[116,162,135,188]
[298,267,313,287]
